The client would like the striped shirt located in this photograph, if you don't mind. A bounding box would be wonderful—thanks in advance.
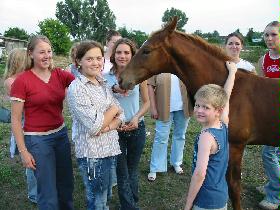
[67,74,124,158]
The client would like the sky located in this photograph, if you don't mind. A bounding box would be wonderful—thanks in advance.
[0,0,278,36]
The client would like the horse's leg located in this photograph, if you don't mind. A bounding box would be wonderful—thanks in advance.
[227,143,245,210]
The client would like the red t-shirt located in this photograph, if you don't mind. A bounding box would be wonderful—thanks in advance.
[10,68,75,132]
[262,52,280,78]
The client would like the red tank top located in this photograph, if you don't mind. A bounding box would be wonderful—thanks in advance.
[262,52,279,78]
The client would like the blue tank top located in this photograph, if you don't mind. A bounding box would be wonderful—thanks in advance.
[192,122,229,209]
[104,73,142,122]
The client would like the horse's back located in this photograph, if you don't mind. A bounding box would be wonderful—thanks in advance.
[229,73,278,146]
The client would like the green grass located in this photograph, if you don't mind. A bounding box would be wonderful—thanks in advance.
[0,64,5,76]
[0,59,267,210]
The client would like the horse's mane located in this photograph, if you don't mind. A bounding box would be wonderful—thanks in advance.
[151,28,232,62]
[176,31,232,61]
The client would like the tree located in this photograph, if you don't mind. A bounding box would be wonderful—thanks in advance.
[245,28,254,44]
[56,0,116,42]
[207,30,221,43]
[38,18,72,55]
[162,8,188,32]
[235,29,243,36]
[118,26,130,40]
[4,27,29,40]
[193,30,203,37]
[245,28,265,46]
[118,26,148,48]
[130,30,148,48]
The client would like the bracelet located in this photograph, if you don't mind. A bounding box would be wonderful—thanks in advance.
[19,148,28,153]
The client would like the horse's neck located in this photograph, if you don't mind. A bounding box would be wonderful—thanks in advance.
[170,41,228,96]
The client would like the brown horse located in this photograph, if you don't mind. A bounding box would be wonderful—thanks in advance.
[119,18,279,210]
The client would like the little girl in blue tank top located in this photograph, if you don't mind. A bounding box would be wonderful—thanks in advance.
[184,61,237,210]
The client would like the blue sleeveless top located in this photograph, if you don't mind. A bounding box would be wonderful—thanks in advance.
[104,72,143,122]
[192,122,229,209]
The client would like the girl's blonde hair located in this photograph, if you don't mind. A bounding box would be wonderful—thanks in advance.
[25,35,54,70]
[4,48,27,79]
[195,84,228,109]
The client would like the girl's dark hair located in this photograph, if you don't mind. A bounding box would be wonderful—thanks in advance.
[106,30,121,43]
[75,40,104,67]
[110,38,137,71]
[225,32,244,45]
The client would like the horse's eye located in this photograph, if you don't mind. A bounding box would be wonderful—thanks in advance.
[142,49,151,55]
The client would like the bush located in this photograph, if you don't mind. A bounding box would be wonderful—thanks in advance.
[38,18,72,56]
[240,46,267,63]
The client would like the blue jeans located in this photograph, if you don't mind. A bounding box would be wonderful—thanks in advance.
[150,110,189,172]
[26,168,37,203]
[25,127,74,210]
[193,204,227,210]
[262,146,280,204]
[11,135,38,203]
[10,133,18,158]
[107,158,117,200]
[77,156,115,210]
[117,121,146,210]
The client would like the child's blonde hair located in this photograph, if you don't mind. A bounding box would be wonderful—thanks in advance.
[195,84,228,109]
[265,21,279,28]
[4,48,27,79]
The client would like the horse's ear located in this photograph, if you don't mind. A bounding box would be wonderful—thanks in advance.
[163,16,178,35]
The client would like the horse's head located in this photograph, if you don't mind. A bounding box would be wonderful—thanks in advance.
[119,17,178,90]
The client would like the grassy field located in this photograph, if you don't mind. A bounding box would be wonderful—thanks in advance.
[0,58,267,210]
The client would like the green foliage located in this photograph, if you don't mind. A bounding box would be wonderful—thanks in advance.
[3,27,29,40]
[193,30,203,37]
[240,46,267,63]
[0,64,5,75]
[130,30,148,48]
[245,28,254,44]
[38,18,72,55]
[118,26,148,48]
[207,30,221,44]
[245,28,265,47]
[235,28,242,36]
[55,0,83,39]
[0,164,13,184]
[162,7,188,32]
[56,0,116,42]
[118,26,130,39]
[193,30,222,44]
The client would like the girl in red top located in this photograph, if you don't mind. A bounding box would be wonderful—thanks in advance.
[257,21,279,210]
[10,35,75,210]
[258,21,280,78]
